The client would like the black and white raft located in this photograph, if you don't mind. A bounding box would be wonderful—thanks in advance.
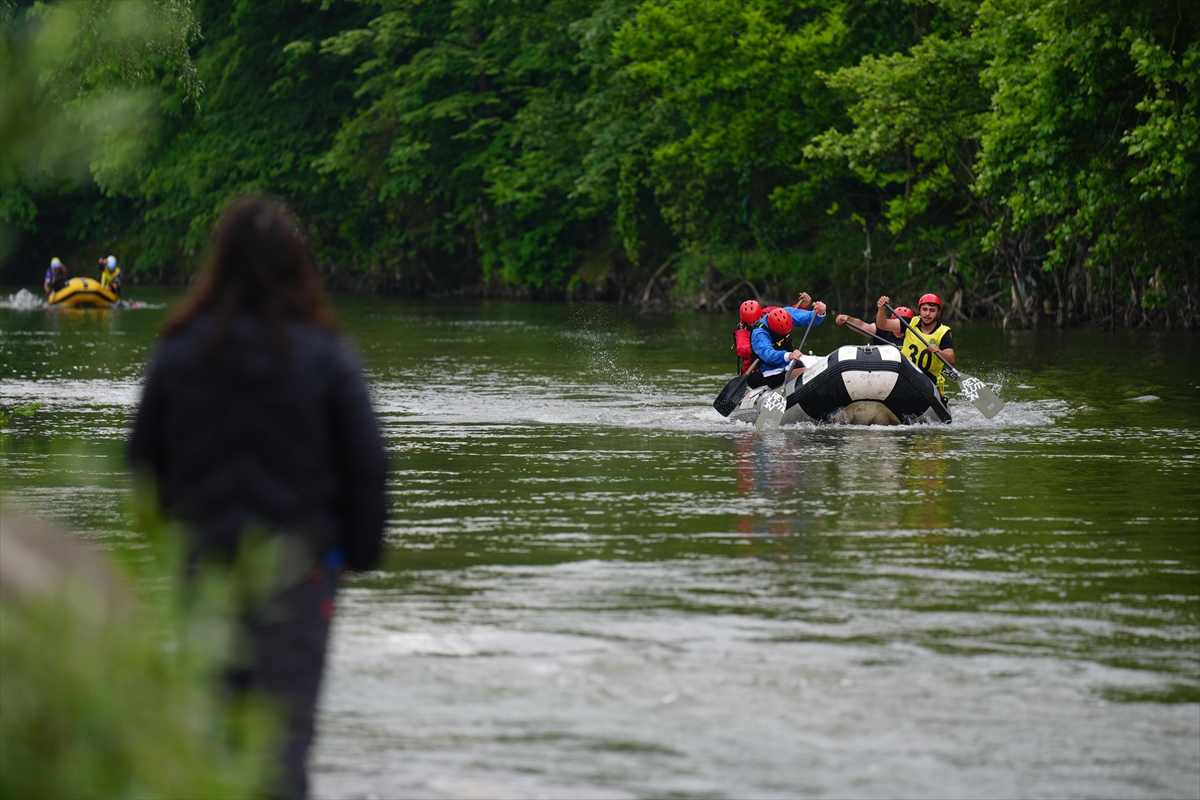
[728,345,951,426]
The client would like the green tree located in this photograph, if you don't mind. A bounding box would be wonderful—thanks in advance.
[607,0,957,309]
[313,0,616,292]
[809,0,1199,327]
[975,0,1199,326]
[0,0,201,270]
[133,0,374,277]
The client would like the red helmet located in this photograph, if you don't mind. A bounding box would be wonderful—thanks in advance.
[739,299,763,325]
[892,306,915,321]
[766,307,793,336]
[918,293,942,309]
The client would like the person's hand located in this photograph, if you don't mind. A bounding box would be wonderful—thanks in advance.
[813,301,826,315]
[877,295,890,309]
[788,350,804,361]
[796,292,811,309]
[835,314,848,325]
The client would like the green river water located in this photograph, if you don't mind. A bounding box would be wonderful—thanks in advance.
[2,287,1198,799]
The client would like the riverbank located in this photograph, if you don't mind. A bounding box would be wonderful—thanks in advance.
[7,251,1197,332]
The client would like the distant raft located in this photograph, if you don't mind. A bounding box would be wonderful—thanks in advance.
[46,277,119,309]
[729,345,951,425]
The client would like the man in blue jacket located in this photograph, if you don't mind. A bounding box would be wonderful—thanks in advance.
[747,301,826,389]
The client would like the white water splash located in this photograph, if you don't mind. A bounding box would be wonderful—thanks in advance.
[0,289,163,311]
[0,289,46,310]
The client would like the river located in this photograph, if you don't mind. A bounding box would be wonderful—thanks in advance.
[2,288,1198,799]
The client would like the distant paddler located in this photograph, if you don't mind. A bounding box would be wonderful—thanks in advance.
[43,257,68,294]
[98,255,122,297]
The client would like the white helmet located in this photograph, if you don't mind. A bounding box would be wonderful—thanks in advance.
[51,257,63,268]
[106,255,117,271]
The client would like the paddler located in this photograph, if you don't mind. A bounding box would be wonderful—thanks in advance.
[835,297,914,346]
[733,292,815,375]
[99,255,121,296]
[43,257,68,293]
[734,299,763,375]
[878,293,954,395]
[747,300,826,389]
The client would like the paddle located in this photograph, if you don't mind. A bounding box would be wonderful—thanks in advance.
[843,319,898,347]
[755,307,817,429]
[796,305,819,354]
[713,358,760,417]
[753,360,792,430]
[884,303,1005,418]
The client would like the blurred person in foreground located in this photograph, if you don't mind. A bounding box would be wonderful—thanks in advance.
[127,196,388,799]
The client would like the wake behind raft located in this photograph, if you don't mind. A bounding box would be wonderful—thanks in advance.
[720,345,952,425]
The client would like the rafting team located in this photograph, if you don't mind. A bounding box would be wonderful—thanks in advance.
[42,255,122,296]
[734,291,954,396]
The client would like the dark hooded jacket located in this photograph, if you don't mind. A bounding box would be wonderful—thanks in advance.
[128,314,387,570]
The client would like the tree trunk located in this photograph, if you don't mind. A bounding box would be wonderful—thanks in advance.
[1051,265,1066,327]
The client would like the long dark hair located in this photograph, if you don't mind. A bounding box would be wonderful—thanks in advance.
[163,196,338,351]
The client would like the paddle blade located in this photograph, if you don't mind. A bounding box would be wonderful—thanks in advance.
[713,374,750,417]
[754,390,787,429]
[960,376,1004,419]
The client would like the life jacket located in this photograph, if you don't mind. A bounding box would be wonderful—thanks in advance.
[46,265,68,290]
[902,322,952,394]
[750,320,794,372]
[733,323,755,374]
[100,267,121,290]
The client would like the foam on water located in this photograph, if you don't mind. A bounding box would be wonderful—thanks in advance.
[371,368,1069,434]
[0,289,46,310]
[0,378,143,409]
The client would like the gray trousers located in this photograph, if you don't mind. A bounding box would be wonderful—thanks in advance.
[223,562,338,800]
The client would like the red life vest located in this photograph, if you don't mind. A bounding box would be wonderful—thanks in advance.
[733,324,755,373]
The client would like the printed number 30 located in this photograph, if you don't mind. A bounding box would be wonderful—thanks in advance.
[908,344,934,371]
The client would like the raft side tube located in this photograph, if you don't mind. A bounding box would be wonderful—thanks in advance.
[46,277,119,309]
[729,345,950,426]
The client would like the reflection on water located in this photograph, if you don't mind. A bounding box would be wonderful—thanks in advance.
[2,290,1198,798]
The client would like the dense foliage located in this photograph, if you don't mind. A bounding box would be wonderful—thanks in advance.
[2,0,1196,326]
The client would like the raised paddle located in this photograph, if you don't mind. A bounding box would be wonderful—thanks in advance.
[755,306,818,429]
[884,303,1005,418]
[796,304,819,354]
[842,319,898,347]
[713,358,760,417]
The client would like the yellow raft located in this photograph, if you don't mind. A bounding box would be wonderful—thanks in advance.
[47,277,119,309]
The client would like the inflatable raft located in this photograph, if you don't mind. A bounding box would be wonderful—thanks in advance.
[47,278,119,309]
[729,345,951,426]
